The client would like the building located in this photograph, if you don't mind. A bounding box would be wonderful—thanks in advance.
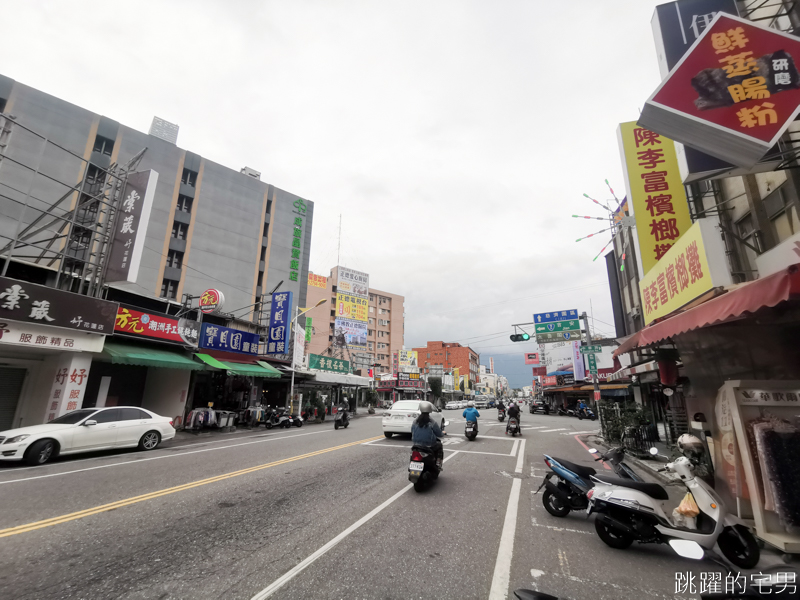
[304,267,404,376]
[0,74,313,428]
[148,117,179,145]
[412,341,479,392]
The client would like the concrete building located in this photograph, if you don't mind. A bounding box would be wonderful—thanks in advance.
[412,341,480,390]
[304,267,404,376]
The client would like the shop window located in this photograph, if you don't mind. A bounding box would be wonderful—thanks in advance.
[176,194,193,213]
[181,168,198,187]
[167,249,183,269]
[92,135,114,156]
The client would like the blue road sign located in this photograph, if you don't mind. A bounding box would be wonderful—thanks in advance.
[533,309,579,324]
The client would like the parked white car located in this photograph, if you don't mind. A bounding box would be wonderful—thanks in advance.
[444,401,459,410]
[0,407,176,465]
[382,400,447,438]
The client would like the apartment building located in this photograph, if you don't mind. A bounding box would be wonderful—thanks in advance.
[412,341,480,386]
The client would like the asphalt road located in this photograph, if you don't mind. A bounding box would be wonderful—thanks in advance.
[0,411,788,599]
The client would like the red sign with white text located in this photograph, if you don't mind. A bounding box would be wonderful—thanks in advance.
[114,306,200,346]
[544,376,558,387]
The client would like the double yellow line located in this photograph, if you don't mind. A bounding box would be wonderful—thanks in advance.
[0,435,381,538]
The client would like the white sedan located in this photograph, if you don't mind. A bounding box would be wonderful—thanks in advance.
[444,401,459,410]
[0,406,176,466]
[382,400,447,438]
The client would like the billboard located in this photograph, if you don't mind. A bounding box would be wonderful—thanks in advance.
[308,273,328,289]
[618,122,693,276]
[336,292,368,322]
[335,267,368,351]
[336,267,369,298]
[640,13,800,168]
[334,318,367,351]
[398,350,418,369]
[106,170,157,284]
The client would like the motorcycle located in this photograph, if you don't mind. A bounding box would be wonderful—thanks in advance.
[556,407,568,416]
[497,408,506,422]
[465,420,478,441]
[588,448,760,568]
[577,407,597,421]
[536,447,642,518]
[408,421,448,493]
[265,408,291,429]
[334,408,350,430]
[288,413,303,427]
[507,417,520,437]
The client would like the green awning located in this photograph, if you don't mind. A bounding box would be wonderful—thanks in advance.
[256,360,283,377]
[195,354,281,378]
[103,342,205,371]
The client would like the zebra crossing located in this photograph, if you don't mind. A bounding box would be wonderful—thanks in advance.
[445,419,598,437]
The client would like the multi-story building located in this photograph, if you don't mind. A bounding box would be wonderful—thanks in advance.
[304,267,404,375]
[413,341,480,389]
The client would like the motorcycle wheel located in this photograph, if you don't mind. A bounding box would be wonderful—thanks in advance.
[295,420,303,427]
[266,422,273,430]
[718,525,760,569]
[413,481,424,493]
[594,518,634,549]
[542,490,570,517]
[344,422,349,428]
[578,414,584,420]
[334,421,340,430]
[591,415,597,421]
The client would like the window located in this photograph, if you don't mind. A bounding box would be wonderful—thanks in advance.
[260,246,267,262]
[736,213,759,272]
[369,294,375,302]
[427,353,431,358]
[368,329,374,336]
[368,342,374,350]
[167,249,183,269]
[176,194,193,213]
[263,222,269,238]
[120,408,151,420]
[369,306,374,313]
[84,165,106,194]
[92,135,114,156]
[764,185,799,243]
[94,408,122,423]
[161,278,178,300]
[171,222,187,240]
[181,168,198,187]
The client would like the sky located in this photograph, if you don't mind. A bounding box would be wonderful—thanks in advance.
[3,1,669,387]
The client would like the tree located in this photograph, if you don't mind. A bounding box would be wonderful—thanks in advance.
[429,377,442,399]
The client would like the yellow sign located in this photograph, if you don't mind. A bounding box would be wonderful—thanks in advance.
[308,273,327,289]
[639,220,713,325]
[454,368,460,389]
[336,292,368,322]
[618,122,693,275]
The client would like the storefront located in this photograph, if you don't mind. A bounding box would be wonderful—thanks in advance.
[0,276,117,429]
[376,374,427,404]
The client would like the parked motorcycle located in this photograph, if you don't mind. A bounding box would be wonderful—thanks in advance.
[497,408,506,422]
[288,413,303,428]
[465,420,478,441]
[507,417,520,437]
[265,408,291,429]
[334,408,350,430]
[588,447,760,568]
[577,407,597,421]
[556,407,568,416]
[536,447,642,518]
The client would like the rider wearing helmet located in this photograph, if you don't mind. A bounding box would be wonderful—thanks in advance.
[462,400,480,432]
[411,401,445,469]
[507,400,521,432]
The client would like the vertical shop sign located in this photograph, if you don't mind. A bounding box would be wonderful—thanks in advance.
[293,323,305,368]
[304,317,312,342]
[618,121,693,276]
[106,170,158,284]
[289,199,307,283]
[267,291,293,355]
[47,354,92,421]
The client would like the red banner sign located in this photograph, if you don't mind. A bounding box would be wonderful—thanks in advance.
[114,306,200,346]
[544,376,558,386]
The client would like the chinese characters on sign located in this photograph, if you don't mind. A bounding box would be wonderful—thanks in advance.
[336,292,368,322]
[200,323,259,355]
[114,306,199,346]
[0,320,104,352]
[267,291,293,355]
[307,273,327,288]
[47,355,92,421]
[308,354,351,373]
[524,352,540,365]
[533,309,578,324]
[199,289,224,314]
[534,320,581,344]
[335,267,369,351]
[618,122,693,275]
[289,198,308,283]
[106,170,157,284]
[0,276,118,333]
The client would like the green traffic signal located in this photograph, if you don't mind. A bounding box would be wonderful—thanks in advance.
[510,332,531,342]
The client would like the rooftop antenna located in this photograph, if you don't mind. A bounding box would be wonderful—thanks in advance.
[337,213,342,266]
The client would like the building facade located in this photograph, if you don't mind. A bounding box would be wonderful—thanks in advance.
[412,341,480,391]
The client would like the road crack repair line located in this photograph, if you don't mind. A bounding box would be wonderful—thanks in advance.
[0,435,382,538]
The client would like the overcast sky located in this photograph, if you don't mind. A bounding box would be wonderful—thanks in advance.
[4,1,668,387]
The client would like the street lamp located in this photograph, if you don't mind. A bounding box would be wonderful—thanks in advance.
[288,298,327,414]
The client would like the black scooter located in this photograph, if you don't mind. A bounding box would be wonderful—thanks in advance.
[497,408,506,422]
[507,416,520,437]
[465,420,478,441]
[334,408,350,430]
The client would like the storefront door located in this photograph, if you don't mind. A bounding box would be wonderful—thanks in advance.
[0,367,26,431]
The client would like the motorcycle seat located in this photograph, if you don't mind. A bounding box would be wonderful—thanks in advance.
[552,457,596,479]
[592,475,669,500]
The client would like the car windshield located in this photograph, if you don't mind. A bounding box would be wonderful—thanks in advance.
[391,401,420,411]
[47,409,97,425]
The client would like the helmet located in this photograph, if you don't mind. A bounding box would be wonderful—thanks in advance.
[677,434,705,460]
[418,401,434,414]
[468,401,475,407]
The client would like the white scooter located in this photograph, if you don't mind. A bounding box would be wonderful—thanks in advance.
[587,448,760,569]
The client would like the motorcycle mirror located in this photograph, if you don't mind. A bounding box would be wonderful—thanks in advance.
[649,447,659,456]
[588,448,598,454]
[668,539,704,560]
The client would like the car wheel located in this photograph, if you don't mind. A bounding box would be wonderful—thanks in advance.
[384,432,393,438]
[138,430,161,451]
[25,439,57,465]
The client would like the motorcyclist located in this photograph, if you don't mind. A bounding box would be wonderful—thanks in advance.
[462,400,480,433]
[411,401,445,469]
[337,400,350,423]
[578,400,587,418]
[507,401,521,432]
[497,399,506,411]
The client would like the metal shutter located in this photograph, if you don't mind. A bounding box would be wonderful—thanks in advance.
[0,367,26,431]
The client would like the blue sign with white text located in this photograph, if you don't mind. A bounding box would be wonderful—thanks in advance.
[267,291,293,355]
[533,309,578,324]
[200,323,259,355]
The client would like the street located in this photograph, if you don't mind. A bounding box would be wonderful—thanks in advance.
[0,412,750,599]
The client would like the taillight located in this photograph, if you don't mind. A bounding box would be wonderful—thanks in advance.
[169,420,174,427]
[411,451,423,461]
[587,489,594,500]
[544,458,551,468]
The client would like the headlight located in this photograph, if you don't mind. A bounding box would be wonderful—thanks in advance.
[5,434,30,444]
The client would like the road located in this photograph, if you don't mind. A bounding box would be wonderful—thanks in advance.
[0,411,778,599]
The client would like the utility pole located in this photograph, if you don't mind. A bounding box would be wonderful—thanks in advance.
[581,312,601,405]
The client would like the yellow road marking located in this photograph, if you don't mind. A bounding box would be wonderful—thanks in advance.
[0,435,381,538]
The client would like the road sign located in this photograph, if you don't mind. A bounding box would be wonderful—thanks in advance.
[534,320,581,344]
[580,345,602,355]
[587,353,598,375]
[533,309,578,324]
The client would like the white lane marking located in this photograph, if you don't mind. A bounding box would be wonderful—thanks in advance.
[531,517,592,535]
[489,477,522,600]
[480,435,517,441]
[0,430,329,485]
[250,452,460,599]
[530,569,545,579]
[364,443,513,457]
[515,439,526,474]
[510,439,520,457]
[534,572,679,600]
[537,428,568,433]
[522,426,548,430]
[559,430,598,435]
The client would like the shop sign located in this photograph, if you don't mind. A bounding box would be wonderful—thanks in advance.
[544,374,575,387]
[524,352,540,365]
[309,354,350,373]
[308,273,327,289]
[106,170,158,284]
[397,378,423,388]
[200,323,259,355]
[114,306,200,346]
[0,276,117,334]
[533,366,547,376]
[334,317,367,351]
[640,13,800,168]
[267,291,293,354]
[618,122,693,275]
[533,309,578,324]
[199,289,224,314]
[398,372,420,380]
[47,354,92,421]
[535,320,581,344]
[289,199,308,283]
[638,217,733,325]
[738,388,800,405]
[336,292,368,322]
[0,320,105,353]
[398,350,418,369]
[293,323,305,368]
[304,317,313,342]
[579,345,602,354]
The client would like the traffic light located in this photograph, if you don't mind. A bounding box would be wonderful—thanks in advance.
[510,332,530,342]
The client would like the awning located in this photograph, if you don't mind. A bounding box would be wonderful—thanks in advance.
[308,370,373,386]
[195,354,280,378]
[255,360,283,377]
[607,360,658,382]
[615,264,800,357]
[103,341,204,370]
[578,384,632,391]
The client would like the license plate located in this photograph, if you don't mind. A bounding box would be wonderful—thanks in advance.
[466,427,474,432]
[409,461,424,471]
[393,415,404,420]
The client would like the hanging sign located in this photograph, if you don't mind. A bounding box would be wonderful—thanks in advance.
[199,289,225,314]
[200,323,259,355]
[309,354,350,373]
[267,291,293,354]
[535,320,581,344]
[114,306,199,346]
